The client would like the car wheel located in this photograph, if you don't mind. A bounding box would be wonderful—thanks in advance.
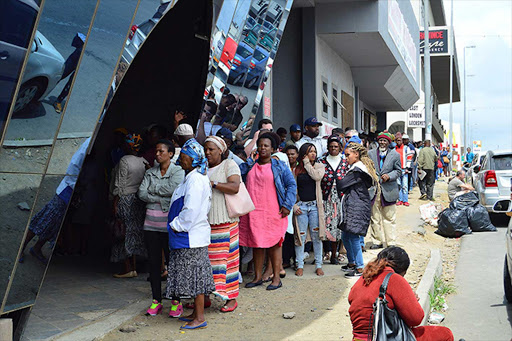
[505,256,512,303]
[246,76,258,88]
[233,73,244,84]
[14,79,46,112]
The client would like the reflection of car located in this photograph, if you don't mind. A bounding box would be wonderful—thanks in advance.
[474,150,512,213]
[260,28,277,51]
[0,0,39,108]
[466,151,487,186]
[227,42,254,85]
[122,18,157,64]
[242,17,257,36]
[244,46,269,89]
[219,36,237,68]
[244,24,261,47]
[14,31,65,112]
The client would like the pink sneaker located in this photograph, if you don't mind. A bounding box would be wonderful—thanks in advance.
[146,299,162,316]
[168,300,183,318]
[403,202,410,207]
[396,201,403,206]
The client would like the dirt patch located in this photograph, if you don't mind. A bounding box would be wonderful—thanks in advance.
[99,181,460,341]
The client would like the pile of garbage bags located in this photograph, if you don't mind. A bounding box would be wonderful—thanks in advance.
[435,192,497,238]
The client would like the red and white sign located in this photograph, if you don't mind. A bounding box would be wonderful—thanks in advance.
[264,97,271,118]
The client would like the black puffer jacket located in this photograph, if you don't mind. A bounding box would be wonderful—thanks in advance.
[337,163,373,236]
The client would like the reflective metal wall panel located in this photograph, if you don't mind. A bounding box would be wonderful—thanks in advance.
[0,0,99,174]
[0,0,40,138]
[0,173,43,313]
[3,175,66,313]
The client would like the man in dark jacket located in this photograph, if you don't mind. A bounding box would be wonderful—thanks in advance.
[367,131,402,248]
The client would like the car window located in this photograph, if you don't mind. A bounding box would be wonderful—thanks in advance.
[481,156,488,170]
[0,0,38,47]
[253,49,266,62]
[138,20,156,36]
[237,45,252,59]
[493,155,512,171]
[480,155,485,165]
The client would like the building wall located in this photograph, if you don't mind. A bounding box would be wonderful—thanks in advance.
[272,9,303,130]
[315,36,354,128]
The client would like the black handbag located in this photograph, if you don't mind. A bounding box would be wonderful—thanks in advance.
[369,272,417,341]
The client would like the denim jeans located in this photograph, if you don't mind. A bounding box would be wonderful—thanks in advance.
[342,231,364,269]
[397,170,409,203]
[295,201,323,269]
[360,236,365,247]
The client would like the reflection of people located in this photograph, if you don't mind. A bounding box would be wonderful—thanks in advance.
[139,139,184,316]
[110,134,148,278]
[204,136,241,312]
[53,33,86,113]
[196,100,220,144]
[348,247,454,341]
[166,139,214,329]
[239,133,296,290]
[19,137,91,264]
[222,95,248,132]
[448,170,474,201]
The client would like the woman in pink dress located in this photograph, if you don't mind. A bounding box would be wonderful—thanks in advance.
[239,133,297,290]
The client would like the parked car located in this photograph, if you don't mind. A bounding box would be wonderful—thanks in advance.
[474,150,512,213]
[244,45,269,89]
[466,151,487,186]
[121,18,157,64]
[492,180,512,303]
[14,31,65,112]
[227,42,254,85]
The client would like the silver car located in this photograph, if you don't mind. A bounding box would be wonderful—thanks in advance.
[474,150,512,213]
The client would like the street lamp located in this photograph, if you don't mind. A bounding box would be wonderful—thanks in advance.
[464,45,476,153]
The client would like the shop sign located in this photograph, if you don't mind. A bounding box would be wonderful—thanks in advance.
[407,103,425,128]
[263,96,271,118]
[473,140,482,153]
[420,27,449,55]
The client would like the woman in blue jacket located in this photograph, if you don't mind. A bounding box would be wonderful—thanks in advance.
[239,133,297,290]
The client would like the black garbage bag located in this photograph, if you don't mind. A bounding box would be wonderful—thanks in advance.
[449,191,480,210]
[435,208,472,238]
[467,204,497,232]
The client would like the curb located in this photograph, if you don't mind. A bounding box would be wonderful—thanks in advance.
[52,300,147,341]
[3,132,92,147]
[416,248,443,325]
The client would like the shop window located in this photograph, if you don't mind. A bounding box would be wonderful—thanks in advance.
[322,81,329,116]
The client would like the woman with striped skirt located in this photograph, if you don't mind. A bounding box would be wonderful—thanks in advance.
[203,136,241,312]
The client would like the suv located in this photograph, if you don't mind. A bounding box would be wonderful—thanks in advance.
[474,150,512,213]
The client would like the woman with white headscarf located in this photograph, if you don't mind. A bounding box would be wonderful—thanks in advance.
[201,136,242,312]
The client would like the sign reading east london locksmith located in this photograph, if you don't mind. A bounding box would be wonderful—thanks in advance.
[407,104,425,128]
[420,28,449,55]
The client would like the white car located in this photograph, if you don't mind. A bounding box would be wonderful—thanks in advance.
[121,18,157,64]
[474,150,512,213]
[13,31,65,112]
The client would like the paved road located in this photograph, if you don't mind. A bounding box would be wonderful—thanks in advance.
[444,215,512,340]
[6,0,156,141]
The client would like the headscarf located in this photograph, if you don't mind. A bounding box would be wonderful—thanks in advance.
[177,138,208,175]
[125,133,143,152]
[377,131,392,143]
[205,136,227,153]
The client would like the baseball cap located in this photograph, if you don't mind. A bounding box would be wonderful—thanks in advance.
[304,117,323,126]
[289,124,301,132]
[174,123,194,136]
[216,127,233,141]
[402,134,410,139]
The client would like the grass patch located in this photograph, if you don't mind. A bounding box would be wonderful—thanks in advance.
[428,276,456,312]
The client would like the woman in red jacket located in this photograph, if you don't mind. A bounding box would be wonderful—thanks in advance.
[348,246,454,341]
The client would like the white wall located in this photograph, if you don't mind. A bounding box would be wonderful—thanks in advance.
[315,36,354,126]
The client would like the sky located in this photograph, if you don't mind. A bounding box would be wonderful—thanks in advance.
[439,0,512,151]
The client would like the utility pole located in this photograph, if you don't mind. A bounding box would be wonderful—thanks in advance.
[423,0,432,141]
[464,45,476,153]
[448,0,454,152]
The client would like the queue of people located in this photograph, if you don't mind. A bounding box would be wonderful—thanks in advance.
[94,109,454,339]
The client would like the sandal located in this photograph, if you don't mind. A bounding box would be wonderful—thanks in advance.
[220,301,238,313]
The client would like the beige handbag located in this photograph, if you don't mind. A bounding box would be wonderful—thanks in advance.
[223,161,255,218]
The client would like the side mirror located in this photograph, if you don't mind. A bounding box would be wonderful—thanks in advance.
[474,165,481,173]
[493,200,512,213]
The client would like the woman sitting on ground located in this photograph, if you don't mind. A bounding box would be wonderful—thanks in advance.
[239,132,296,290]
[348,246,454,341]
[166,139,214,330]
[293,143,326,277]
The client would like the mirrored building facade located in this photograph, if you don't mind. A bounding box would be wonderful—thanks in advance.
[1,0,422,338]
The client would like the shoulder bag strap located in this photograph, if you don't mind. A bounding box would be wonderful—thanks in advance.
[379,272,393,300]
